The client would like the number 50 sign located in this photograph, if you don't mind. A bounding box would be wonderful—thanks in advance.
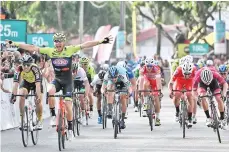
[0,20,27,43]
[27,33,54,47]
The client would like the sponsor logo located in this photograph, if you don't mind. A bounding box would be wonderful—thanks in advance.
[52,58,69,66]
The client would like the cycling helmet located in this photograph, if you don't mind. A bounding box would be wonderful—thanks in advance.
[101,64,109,71]
[117,61,127,68]
[181,61,193,75]
[206,60,213,66]
[20,54,33,63]
[53,33,66,42]
[72,53,80,58]
[145,58,154,65]
[154,60,159,66]
[72,62,79,71]
[185,55,193,63]
[219,64,228,73]
[179,57,186,66]
[201,68,213,85]
[108,66,118,78]
[98,70,106,79]
[80,57,89,64]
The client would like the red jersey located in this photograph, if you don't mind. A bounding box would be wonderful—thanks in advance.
[193,68,226,89]
[172,66,196,82]
[140,65,161,80]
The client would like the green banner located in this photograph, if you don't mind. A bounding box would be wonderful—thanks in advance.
[189,43,209,56]
[27,33,54,47]
[0,20,27,42]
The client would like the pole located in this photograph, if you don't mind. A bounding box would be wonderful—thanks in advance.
[79,1,84,44]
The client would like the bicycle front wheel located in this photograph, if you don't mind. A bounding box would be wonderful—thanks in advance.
[147,99,153,131]
[182,101,186,138]
[31,109,39,145]
[21,106,29,147]
[114,103,118,139]
[226,101,229,125]
[102,96,107,129]
[57,110,64,151]
[211,105,221,143]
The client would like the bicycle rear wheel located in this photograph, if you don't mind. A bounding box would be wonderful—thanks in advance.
[211,105,221,143]
[138,97,142,117]
[21,106,29,147]
[31,109,39,145]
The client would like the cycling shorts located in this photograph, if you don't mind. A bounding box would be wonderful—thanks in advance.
[51,78,72,101]
[173,79,193,96]
[20,80,43,94]
[143,77,160,96]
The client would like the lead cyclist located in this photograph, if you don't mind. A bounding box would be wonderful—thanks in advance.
[6,33,112,141]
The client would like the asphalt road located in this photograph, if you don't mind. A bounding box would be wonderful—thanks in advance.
[1,88,229,152]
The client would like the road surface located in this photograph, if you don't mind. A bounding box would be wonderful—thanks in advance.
[1,89,229,152]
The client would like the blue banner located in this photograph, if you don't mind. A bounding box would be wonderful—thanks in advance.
[214,20,225,43]
[27,33,54,47]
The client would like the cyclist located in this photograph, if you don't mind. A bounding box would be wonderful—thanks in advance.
[11,54,43,130]
[79,57,96,118]
[102,66,132,129]
[139,58,162,126]
[117,60,136,110]
[134,59,145,112]
[218,64,229,84]
[90,70,106,124]
[193,68,228,129]
[6,33,112,140]
[168,61,196,127]
[72,62,88,125]
[206,59,217,72]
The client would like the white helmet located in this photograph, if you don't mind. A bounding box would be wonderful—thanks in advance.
[185,55,193,63]
[179,57,186,66]
[116,61,127,68]
[145,58,154,65]
[20,54,34,63]
[206,60,213,66]
[101,64,109,71]
[181,61,193,75]
[201,68,213,85]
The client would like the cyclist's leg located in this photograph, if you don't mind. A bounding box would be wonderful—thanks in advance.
[186,80,194,123]
[34,82,43,122]
[96,85,102,123]
[173,81,182,121]
[85,79,93,115]
[19,80,29,117]
[150,79,161,125]
[210,81,224,120]
[143,78,150,110]
[107,81,115,118]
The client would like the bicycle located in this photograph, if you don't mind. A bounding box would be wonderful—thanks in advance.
[107,89,128,139]
[102,93,108,129]
[225,90,229,125]
[172,89,192,139]
[138,91,143,117]
[46,93,70,151]
[198,87,222,143]
[138,89,161,131]
[14,91,39,147]
[72,90,85,137]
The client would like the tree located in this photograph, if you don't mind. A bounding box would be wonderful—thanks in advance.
[1,1,132,38]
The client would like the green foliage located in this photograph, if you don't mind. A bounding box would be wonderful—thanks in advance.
[2,1,132,36]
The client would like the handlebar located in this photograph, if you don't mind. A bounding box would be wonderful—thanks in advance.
[198,93,221,99]
[106,89,129,93]
[172,90,192,94]
[14,94,36,97]
[138,90,161,93]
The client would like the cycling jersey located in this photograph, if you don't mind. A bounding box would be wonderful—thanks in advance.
[140,65,161,80]
[86,64,96,83]
[134,68,140,78]
[172,66,196,91]
[39,45,81,80]
[91,74,103,86]
[103,66,131,88]
[207,66,217,72]
[193,69,225,89]
[14,64,42,83]
[73,67,88,81]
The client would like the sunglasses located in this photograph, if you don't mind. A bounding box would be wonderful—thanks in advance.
[23,63,32,67]
[54,40,63,43]
[81,63,88,66]
[146,64,153,68]
[220,72,227,75]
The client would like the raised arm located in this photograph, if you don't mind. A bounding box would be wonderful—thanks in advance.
[6,40,40,54]
[81,36,113,50]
